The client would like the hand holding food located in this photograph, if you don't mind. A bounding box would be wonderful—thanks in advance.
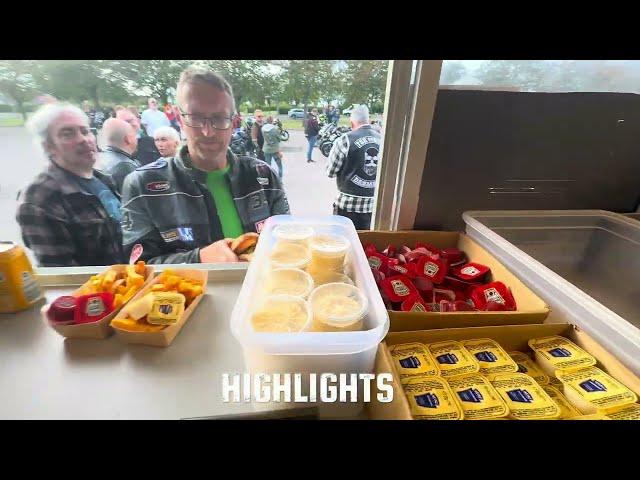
[200,239,239,264]
[231,232,259,262]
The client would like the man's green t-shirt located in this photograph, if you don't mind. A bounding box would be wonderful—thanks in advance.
[206,166,244,238]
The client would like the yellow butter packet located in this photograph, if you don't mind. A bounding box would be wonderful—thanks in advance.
[601,403,640,420]
[403,375,464,420]
[508,351,550,385]
[389,342,439,381]
[543,385,582,419]
[148,292,186,325]
[556,366,638,414]
[547,375,564,388]
[427,340,480,378]
[460,338,518,375]
[573,414,610,420]
[489,372,561,420]
[446,374,510,420]
[528,336,596,376]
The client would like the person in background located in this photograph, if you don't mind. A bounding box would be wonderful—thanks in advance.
[141,97,170,137]
[261,115,283,180]
[232,109,243,131]
[16,103,123,266]
[251,109,265,161]
[304,108,320,163]
[164,103,181,135]
[82,101,96,129]
[153,126,181,159]
[172,104,184,134]
[115,106,161,166]
[95,118,140,194]
[326,104,381,230]
[327,105,337,124]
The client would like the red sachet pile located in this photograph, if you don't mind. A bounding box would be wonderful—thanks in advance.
[364,242,517,313]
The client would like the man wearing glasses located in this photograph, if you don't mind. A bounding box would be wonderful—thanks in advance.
[120,65,290,264]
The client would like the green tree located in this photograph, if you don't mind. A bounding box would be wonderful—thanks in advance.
[342,60,388,108]
[201,60,275,108]
[474,60,549,91]
[281,60,337,124]
[440,62,467,85]
[0,60,39,119]
[110,60,191,104]
[33,60,133,107]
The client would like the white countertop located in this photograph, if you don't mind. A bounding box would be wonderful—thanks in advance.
[0,268,266,420]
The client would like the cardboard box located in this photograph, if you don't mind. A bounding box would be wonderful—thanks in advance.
[43,264,155,340]
[358,230,550,331]
[366,323,640,420]
[110,269,208,347]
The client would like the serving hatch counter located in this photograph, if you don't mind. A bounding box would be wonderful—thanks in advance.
[0,264,269,420]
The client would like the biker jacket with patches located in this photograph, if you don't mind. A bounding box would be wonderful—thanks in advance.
[120,145,290,264]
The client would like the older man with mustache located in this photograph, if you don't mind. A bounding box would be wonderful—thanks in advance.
[16,103,124,267]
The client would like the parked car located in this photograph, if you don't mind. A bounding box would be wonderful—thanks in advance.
[288,108,305,119]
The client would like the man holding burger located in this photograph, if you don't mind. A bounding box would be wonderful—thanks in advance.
[120,66,289,264]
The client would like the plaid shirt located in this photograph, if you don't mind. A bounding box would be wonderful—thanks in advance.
[16,162,124,267]
[326,133,375,213]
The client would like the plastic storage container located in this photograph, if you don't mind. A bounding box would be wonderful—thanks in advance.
[463,210,640,375]
[230,215,389,418]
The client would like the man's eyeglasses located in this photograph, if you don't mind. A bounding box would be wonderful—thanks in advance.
[179,109,234,130]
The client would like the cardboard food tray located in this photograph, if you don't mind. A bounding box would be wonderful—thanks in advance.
[110,269,208,347]
[358,230,550,331]
[366,323,640,420]
[44,265,155,340]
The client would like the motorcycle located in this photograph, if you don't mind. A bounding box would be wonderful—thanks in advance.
[230,127,254,156]
[274,118,289,142]
[318,124,350,157]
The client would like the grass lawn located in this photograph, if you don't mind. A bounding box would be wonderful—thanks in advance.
[0,117,25,127]
[281,116,350,131]
[238,109,351,131]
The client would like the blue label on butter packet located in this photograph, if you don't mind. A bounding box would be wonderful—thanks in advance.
[437,353,459,365]
[549,347,572,358]
[399,356,422,369]
[580,379,607,393]
[507,389,534,403]
[475,351,498,363]
[458,388,484,403]
[415,393,440,409]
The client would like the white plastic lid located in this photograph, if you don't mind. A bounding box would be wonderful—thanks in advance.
[309,234,350,257]
[308,270,354,287]
[309,282,368,327]
[251,295,312,333]
[267,268,315,299]
[270,242,311,269]
[273,224,315,243]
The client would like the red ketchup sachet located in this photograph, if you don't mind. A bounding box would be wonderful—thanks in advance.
[451,262,491,283]
[74,292,115,325]
[47,296,78,325]
[469,282,517,311]
[439,300,476,312]
[440,247,467,267]
[415,256,448,284]
[380,275,419,304]
[400,294,431,313]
